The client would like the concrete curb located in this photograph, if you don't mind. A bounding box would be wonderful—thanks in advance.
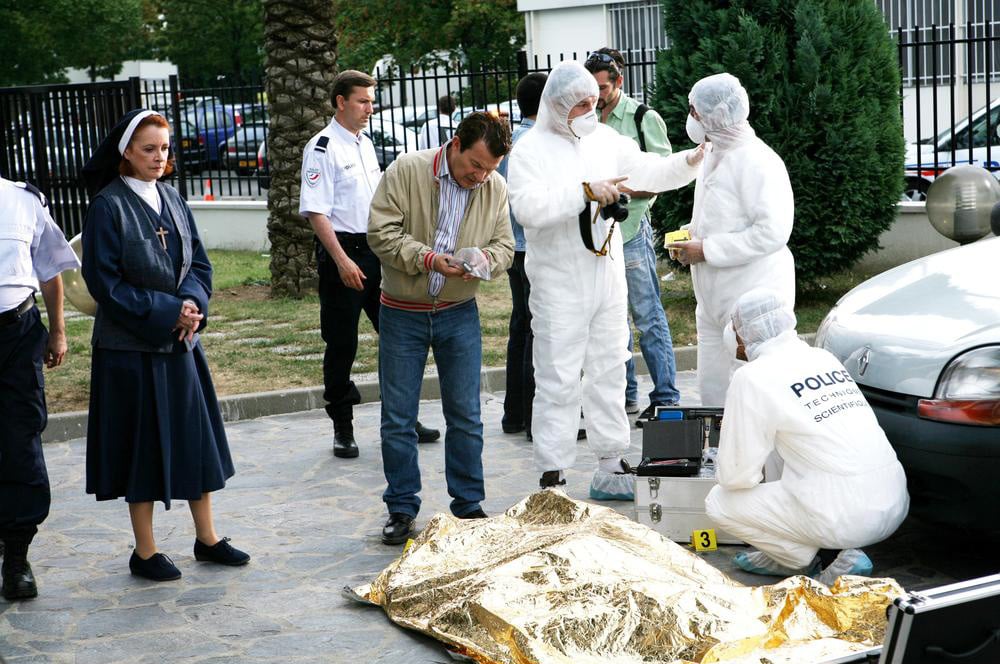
[41,336,812,444]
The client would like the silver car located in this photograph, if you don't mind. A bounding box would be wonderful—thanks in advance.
[815,235,1000,532]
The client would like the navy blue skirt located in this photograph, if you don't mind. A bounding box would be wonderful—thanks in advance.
[86,341,234,509]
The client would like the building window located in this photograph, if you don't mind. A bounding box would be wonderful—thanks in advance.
[608,1,668,103]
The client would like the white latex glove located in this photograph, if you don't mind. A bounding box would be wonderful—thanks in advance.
[587,176,628,205]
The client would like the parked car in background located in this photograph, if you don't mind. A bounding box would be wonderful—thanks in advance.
[368,120,418,170]
[815,234,1000,534]
[256,140,269,189]
[175,116,208,174]
[183,104,244,165]
[372,105,439,133]
[224,122,267,175]
[451,100,522,126]
[904,97,1000,201]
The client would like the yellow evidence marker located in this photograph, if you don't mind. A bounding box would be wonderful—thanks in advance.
[691,528,718,551]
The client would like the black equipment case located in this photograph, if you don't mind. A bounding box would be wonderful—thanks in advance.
[878,573,1000,663]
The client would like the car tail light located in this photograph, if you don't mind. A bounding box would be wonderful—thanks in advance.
[917,399,1000,425]
[227,145,236,154]
[198,135,205,146]
[257,152,263,169]
[918,346,1000,426]
[234,110,243,127]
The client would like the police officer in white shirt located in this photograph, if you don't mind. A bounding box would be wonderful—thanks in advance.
[0,176,79,600]
[300,70,439,458]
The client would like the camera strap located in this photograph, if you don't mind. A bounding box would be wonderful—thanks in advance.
[578,203,616,256]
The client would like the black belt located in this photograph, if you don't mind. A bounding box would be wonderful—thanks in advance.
[0,294,35,327]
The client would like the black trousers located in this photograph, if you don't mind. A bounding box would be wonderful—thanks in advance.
[316,233,382,423]
[502,251,535,432]
[0,305,50,538]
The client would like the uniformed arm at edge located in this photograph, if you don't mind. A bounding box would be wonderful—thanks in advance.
[31,204,79,282]
[81,198,186,345]
[367,161,434,276]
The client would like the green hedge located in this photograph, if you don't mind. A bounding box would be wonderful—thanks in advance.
[650,0,905,283]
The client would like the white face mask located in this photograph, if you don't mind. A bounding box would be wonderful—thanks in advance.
[569,110,598,138]
[686,114,706,144]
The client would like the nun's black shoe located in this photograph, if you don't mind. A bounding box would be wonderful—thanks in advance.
[194,537,250,566]
[416,421,440,443]
[457,508,488,519]
[2,561,38,600]
[129,551,181,581]
[381,513,415,545]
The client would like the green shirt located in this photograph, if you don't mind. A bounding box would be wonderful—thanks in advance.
[601,93,672,242]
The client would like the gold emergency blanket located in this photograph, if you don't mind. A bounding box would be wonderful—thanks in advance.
[352,491,901,664]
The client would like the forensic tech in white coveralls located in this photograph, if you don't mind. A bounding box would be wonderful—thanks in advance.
[670,73,796,408]
[705,289,909,585]
[508,62,702,496]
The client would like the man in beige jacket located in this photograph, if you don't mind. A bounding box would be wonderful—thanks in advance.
[368,112,514,545]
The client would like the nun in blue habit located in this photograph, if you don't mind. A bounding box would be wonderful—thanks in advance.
[81,109,249,581]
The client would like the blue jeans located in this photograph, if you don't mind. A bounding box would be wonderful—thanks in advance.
[624,217,680,405]
[378,299,485,518]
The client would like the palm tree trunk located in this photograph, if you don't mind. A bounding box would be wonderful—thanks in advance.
[263,0,337,297]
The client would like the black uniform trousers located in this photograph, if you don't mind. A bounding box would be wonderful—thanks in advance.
[0,305,50,538]
[316,233,382,423]
[502,251,536,433]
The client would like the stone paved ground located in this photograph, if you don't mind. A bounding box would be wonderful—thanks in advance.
[1,372,995,663]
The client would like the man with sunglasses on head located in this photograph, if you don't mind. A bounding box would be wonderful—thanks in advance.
[585,48,681,427]
[507,62,704,501]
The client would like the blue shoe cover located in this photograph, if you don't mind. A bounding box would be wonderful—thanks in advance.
[815,549,873,585]
[733,550,814,577]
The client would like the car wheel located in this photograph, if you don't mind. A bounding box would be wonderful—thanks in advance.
[902,177,930,202]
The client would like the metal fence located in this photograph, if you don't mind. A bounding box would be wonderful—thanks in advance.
[8,25,1000,235]
[1,75,269,236]
[899,23,1000,200]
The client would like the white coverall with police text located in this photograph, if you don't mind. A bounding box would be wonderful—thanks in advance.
[705,332,909,569]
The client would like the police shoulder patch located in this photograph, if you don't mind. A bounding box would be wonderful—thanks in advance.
[14,181,48,208]
[305,166,322,188]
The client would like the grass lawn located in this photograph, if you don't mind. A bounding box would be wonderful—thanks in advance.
[43,250,872,413]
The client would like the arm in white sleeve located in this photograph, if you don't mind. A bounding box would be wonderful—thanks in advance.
[617,133,699,193]
[715,369,777,490]
[507,143,587,229]
[701,154,794,268]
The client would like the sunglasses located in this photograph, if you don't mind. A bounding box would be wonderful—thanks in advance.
[586,52,622,67]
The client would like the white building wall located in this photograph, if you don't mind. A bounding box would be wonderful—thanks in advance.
[520,1,609,65]
[64,60,178,84]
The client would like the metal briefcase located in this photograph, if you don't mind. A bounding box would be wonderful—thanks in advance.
[878,573,1000,664]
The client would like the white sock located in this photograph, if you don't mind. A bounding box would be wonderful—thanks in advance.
[598,457,625,474]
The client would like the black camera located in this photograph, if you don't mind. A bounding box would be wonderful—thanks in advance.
[601,193,631,222]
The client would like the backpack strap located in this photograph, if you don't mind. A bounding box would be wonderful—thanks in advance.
[633,104,649,152]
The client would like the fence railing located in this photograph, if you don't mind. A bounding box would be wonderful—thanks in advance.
[899,23,1000,200]
[7,27,1000,235]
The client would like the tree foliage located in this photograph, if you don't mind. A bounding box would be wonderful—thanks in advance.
[153,0,264,85]
[0,0,146,86]
[335,0,524,74]
[651,0,905,282]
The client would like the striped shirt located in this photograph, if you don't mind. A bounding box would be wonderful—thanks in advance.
[427,141,475,297]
